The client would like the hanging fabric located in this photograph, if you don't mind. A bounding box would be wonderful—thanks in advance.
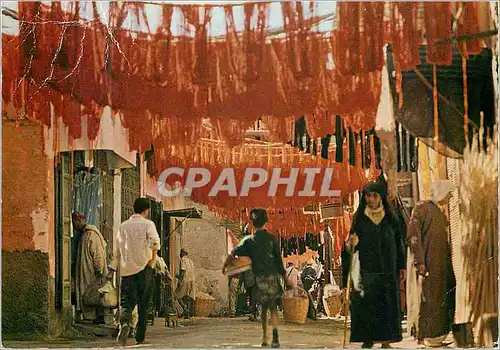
[321,135,331,159]
[395,122,402,172]
[360,131,366,168]
[305,132,312,154]
[348,127,356,166]
[365,132,372,168]
[402,127,408,172]
[410,135,418,172]
[374,133,382,169]
[335,115,344,162]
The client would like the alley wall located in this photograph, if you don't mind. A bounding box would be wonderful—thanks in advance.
[180,200,229,316]
[2,120,53,335]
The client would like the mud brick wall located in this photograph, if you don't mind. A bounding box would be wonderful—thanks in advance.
[3,120,51,252]
[2,250,50,334]
[3,120,53,335]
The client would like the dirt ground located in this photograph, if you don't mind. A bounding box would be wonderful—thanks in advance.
[3,316,434,349]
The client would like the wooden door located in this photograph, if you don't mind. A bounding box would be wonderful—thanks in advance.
[55,153,72,312]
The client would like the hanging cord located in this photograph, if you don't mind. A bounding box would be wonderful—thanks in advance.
[432,64,440,167]
[462,56,469,148]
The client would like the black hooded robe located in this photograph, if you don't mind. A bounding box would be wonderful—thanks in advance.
[345,212,406,344]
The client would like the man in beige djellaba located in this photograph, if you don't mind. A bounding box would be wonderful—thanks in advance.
[175,249,196,318]
[72,212,110,324]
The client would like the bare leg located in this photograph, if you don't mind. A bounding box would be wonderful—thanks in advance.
[261,307,269,346]
[270,308,279,330]
[270,307,280,348]
[380,341,392,348]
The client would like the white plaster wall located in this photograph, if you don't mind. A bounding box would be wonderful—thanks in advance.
[181,200,229,315]
[43,105,137,165]
[143,169,163,202]
[31,208,50,253]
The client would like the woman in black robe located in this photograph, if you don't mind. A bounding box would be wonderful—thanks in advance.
[343,182,406,348]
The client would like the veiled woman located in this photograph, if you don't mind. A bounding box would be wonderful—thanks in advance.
[344,182,406,348]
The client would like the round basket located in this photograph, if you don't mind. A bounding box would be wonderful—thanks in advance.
[195,298,216,317]
[282,290,309,324]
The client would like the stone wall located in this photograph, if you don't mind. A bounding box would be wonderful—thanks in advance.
[181,201,229,315]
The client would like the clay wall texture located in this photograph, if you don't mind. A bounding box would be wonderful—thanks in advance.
[182,201,229,315]
[2,120,53,336]
[3,120,50,251]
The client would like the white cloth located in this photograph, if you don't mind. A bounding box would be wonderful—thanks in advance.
[351,251,364,297]
[110,214,160,277]
[430,180,455,203]
[424,334,448,347]
[180,256,196,282]
[286,267,301,288]
[177,256,196,300]
[364,205,386,225]
[406,248,421,337]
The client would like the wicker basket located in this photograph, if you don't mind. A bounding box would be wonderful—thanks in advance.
[325,294,343,317]
[282,289,309,324]
[195,298,216,317]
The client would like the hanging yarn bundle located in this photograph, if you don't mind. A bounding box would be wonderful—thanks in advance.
[424,2,453,65]
[4,1,489,158]
[332,2,385,131]
[389,2,422,105]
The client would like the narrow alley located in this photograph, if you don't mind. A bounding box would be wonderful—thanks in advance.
[2,1,498,348]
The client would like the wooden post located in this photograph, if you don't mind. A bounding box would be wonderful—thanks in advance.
[324,220,331,285]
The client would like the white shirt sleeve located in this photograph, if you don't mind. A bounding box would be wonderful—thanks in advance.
[147,221,161,250]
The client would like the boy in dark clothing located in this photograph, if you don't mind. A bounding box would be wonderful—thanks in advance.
[223,209,291,348]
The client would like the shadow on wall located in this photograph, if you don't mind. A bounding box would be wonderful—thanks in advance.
[2,250,50,336]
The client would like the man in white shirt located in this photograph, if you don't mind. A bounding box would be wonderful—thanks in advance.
[109,198,160,346]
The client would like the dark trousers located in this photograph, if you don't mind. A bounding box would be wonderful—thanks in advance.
[120,266,154,343]
[246,286,256,315]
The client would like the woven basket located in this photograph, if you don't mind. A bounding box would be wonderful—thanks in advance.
[195,298,216,317]
[282,289,309,324]
[325,294,343,317]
